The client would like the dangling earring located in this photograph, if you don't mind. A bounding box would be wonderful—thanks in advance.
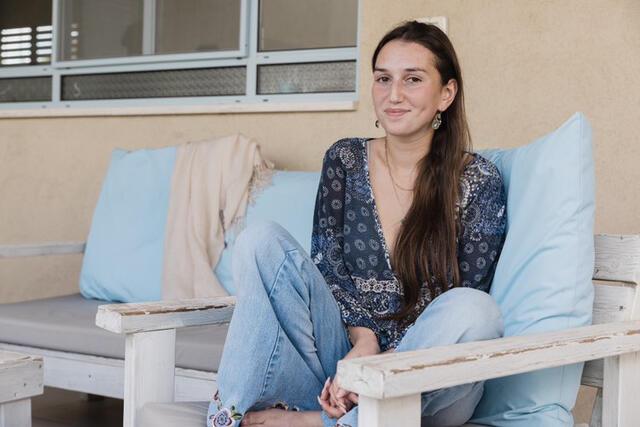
[375,120,380,128]
[431,112,442,130]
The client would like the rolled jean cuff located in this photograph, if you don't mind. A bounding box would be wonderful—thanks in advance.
[321,409,337,427]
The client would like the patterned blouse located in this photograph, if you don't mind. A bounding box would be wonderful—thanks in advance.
[310,137,507,352]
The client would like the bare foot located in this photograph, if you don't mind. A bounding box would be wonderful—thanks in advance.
[239,409,323,427]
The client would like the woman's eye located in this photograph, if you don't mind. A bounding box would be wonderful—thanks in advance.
[407,77,422,83]
[375,76,390,83]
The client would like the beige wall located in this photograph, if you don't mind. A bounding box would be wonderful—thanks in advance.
[1,0,639,303]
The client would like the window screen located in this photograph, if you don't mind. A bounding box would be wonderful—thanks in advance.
[257,61,356,95]
[61,67,246,100]
[0,76,51,102]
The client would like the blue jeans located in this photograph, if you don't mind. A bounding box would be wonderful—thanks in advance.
[207,222,503,427]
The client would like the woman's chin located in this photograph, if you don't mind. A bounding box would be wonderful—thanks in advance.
[385,127,429,139]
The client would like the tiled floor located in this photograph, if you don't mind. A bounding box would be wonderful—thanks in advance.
[32,388,123,427]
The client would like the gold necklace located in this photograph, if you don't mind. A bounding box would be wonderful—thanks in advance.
[384,137,415,192]
[383,137,414,224]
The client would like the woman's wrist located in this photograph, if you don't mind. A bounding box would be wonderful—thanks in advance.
[347,326,379,345]
[346,339,380,358]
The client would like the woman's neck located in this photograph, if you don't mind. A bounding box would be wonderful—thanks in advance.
[385,131,433,171]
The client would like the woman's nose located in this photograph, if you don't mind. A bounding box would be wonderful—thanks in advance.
[389,80,404,103]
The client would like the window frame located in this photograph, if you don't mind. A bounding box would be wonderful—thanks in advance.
[0,0,360,114]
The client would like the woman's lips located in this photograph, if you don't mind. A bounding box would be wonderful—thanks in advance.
[385,109,409,117]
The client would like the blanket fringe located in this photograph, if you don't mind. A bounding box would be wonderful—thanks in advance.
[227,161,275,235]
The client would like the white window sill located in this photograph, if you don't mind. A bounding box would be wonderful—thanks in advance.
[0,101,358,118]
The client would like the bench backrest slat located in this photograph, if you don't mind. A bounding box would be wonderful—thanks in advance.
[581,235,640,389]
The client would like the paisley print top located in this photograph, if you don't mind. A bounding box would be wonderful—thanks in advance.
[310,137,507,352]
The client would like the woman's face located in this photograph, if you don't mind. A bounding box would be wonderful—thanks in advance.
[372,40,456,139]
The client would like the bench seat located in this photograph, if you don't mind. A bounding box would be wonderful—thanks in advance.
[0,294,229,373]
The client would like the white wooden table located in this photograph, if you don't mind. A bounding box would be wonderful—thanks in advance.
[0,351,43,427]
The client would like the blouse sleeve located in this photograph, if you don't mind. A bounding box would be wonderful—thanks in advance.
[311,144,382,342]
[457,164,507,292]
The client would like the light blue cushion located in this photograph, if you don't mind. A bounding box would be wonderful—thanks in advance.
[79,147,176,302]
[471,113,595,426]
[216,171,320,294]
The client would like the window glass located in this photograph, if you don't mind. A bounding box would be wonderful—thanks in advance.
[59,0,143,61]
[61,67,246,100]
[0,0,51,67]
[259,0,357,52]
[155,0,241,54]
[257,61,356,94]
[0,76,51,101]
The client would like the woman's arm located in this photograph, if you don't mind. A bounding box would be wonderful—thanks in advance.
[310,141,384,346]
[312,141,385,417]
[457,161,507,291]
[346,326,380,356]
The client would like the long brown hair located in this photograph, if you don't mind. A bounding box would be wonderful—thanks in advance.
[373,21,472,325]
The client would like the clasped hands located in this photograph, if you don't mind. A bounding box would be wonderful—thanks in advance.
[317,375,359,418]
[317,328,393,419]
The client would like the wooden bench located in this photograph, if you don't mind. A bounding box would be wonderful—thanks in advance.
[2,233,639,426]
[90,233,640,427]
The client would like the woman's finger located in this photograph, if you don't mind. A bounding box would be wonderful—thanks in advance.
[339,398,352,413]
[317,395,343,419]
[320,378,331,401]
[336,388,354,409]
[327,381,338,401]
[333,386,353,412]
[329,393,342,412]
[329,388,347,413]
[321,377,349,416]
[329,379,339,395]
[337,391,351,409]
[346,392,359,404]
[334,398,347,414]
[325,386,347,416]
[329,381,344,405]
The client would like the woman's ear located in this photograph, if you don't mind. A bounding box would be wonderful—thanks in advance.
[439,78,458,112]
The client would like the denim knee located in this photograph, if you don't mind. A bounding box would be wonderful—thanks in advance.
[411,287,504,345]
[232,221,302,295]
[233,220,298,266]
[436,287,503,342]
[233,221,291,257]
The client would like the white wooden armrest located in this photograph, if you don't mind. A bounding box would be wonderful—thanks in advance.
[95,296,236,334]
[0,242,85,258]
[337,320,640,400]
[95,296,235,427]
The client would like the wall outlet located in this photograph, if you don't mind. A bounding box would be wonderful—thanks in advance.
[416,16,448,34]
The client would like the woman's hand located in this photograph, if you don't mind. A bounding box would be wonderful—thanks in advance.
[330,375,358,412]
[318,329,384,419]
[317,333,397,420]
[318,377,347,418]
[318,376,359,418]
[331,376,359,408]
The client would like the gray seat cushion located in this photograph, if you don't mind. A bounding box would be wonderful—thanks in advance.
[141,401,209,427]
[0,294,228,371]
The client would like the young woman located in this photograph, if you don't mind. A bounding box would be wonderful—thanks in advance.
[207,21,507,427]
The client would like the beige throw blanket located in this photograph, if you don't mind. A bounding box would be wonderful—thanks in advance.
[162,133,273,300]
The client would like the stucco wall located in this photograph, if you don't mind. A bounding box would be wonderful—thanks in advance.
[1,0,639,303]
